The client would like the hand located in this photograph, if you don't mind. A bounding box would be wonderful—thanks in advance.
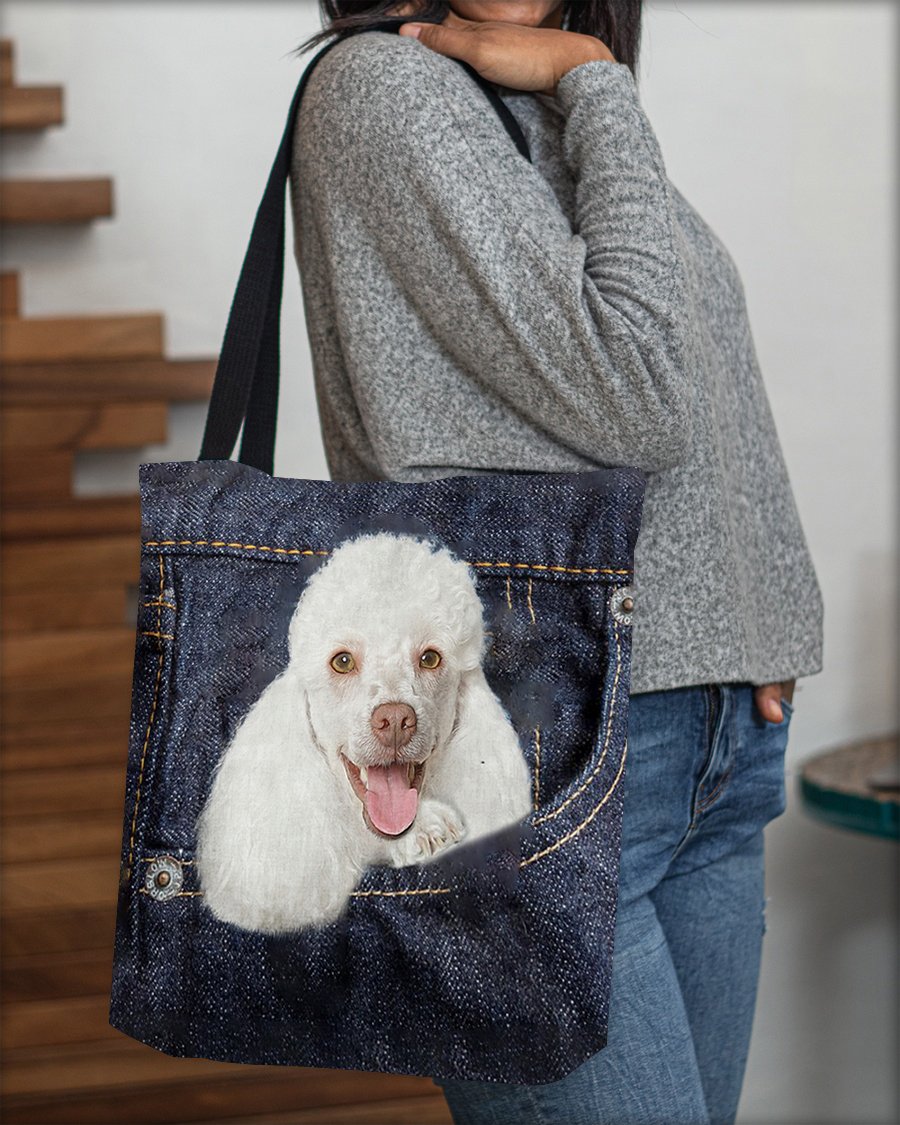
[396,9,616,97]
[753,678,796,724]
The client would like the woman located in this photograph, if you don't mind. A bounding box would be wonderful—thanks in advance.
[288,2,824,1122]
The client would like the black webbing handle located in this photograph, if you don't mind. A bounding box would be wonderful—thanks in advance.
[198,21,532,474]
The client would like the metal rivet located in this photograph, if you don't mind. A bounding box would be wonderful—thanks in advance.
[610,585,636,626]
[145,855,184,901]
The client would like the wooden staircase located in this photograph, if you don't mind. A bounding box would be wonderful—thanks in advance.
[0,38,452,1125]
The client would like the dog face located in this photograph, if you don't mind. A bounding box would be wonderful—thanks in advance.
[286,532,486,838]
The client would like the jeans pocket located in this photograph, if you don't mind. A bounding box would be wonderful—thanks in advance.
[762,700,792,822]
[735,686,791,829]
[120,551,179,884]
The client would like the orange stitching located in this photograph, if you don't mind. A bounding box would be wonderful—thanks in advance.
[138,887,204,897]
[140,631,174,640]
[142,538,630,576]
[529,576,539,808]
[137,886,452,900]
[127,653,163,870]
[520,738,628,868]
[144,539,330,556]
[533,726,542,810]
[531,619,622,828]
[126,554,167,870]
[471,561,628,575]
[135,862,449,902]
[698,766,732,811]
[528,575,539,808]
[142,600,176,609]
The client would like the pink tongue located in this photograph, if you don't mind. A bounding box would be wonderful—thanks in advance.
[364,763,418,835]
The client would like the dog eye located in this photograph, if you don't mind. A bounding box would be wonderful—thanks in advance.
[419,650,441,670]
[330,651,356,674]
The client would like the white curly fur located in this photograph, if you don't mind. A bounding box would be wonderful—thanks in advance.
[195,531,532,934]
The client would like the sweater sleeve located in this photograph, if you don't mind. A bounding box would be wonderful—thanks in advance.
[297,33,694,473]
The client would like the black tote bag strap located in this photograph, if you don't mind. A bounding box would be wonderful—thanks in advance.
[198,20,532,474]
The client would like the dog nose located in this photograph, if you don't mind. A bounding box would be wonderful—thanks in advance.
[370,701,417,754]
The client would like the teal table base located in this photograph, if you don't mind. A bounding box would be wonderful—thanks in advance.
[798,735,899,841]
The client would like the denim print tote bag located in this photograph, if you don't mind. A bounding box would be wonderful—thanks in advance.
[108,23,647,1086]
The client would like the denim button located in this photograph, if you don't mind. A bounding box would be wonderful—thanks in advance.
[610,585,636,625]
[145,855,184,901]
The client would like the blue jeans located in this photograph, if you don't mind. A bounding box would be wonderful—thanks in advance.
[435,680,794,1125]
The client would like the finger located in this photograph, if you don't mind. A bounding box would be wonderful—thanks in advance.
[398,19,478,60]
[436,11,473,26]
[753,683,784,724]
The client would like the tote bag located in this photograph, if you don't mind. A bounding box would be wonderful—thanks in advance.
[109,23,647,1086]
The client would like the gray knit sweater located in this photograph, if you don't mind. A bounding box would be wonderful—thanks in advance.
[287,29,824,695]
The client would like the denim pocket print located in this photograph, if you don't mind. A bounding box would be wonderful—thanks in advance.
[111,473,641,1082]
[734,686,794,834]
[117,550,179,895]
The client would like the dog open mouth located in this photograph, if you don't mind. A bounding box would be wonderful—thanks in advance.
[340,753,427,838]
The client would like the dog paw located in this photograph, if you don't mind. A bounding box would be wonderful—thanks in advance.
[393,800,466,866]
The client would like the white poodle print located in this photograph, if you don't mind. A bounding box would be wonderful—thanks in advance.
[195,530,532,934]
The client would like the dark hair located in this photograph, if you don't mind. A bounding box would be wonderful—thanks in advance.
[290,2,644,82]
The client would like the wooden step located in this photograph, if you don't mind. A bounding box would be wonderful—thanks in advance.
[1,627,136,729]
[0,1093,450,1125]
[0,313,163,363]
[0,496,141,541]
[3,586,129,632]
[2,1037,269,1097]
[1,39,13,86]
[0,1089,450,1125]
[1,535,139,596]
[2,533,141,628]
[2,679,132,730]
[0,855,119,915]
[0,450,73,503]
[2,994,118,1051]
[1,402,168,451]
[3,811,122,864]
[0,85,64,131]
[0,1036,439,1107]
[0,396,163,497]
[1,766,127,820]
[0,711,129,756]
[0,177,113,224]
[1,356,217,404]
[1,625,137,685]
[1,269,19,315]
[187,1099,451,1125]
[1,718,129,771]
[2,907,113,957]
[2,947,114,1003]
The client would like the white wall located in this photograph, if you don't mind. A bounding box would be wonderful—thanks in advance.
[1,2,896,1121]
